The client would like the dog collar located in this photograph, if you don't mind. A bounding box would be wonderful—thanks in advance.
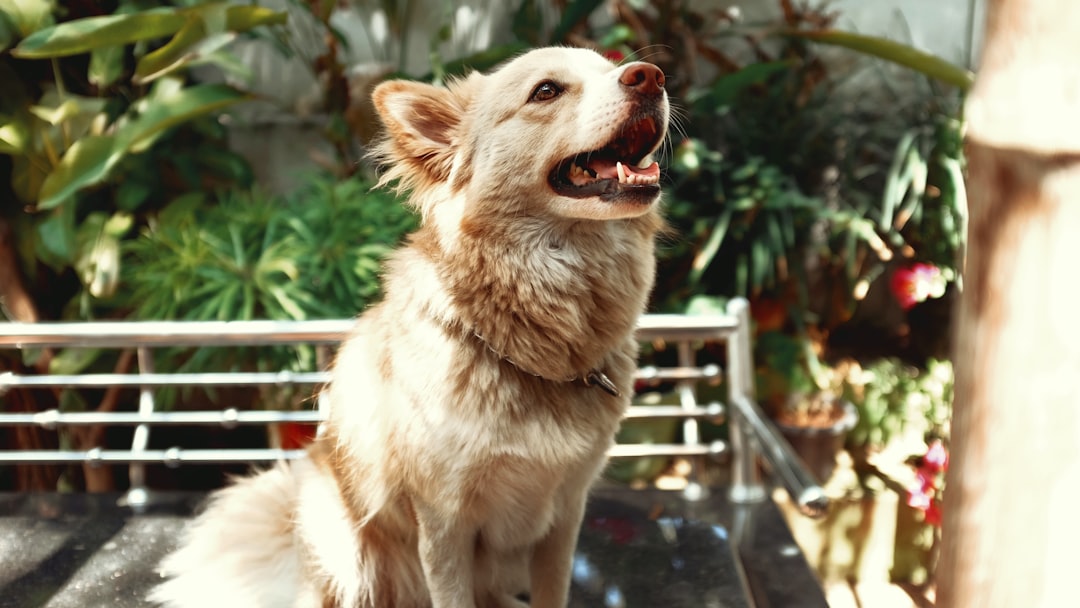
[440,316,621,397]
[487,343,621,398]
[576,370,621,397]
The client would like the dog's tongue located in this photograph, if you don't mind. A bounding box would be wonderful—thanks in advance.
[589,159,660,185]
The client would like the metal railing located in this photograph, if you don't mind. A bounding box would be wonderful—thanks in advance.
[0,299,826,517]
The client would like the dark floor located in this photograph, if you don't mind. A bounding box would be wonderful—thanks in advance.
[0,486,826,608]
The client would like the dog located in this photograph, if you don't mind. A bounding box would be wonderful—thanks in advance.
[151,46,669,608]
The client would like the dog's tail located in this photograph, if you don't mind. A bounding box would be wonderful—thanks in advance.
[150,463,308,608]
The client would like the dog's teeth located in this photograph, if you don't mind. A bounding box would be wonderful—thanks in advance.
[617,162,627,184]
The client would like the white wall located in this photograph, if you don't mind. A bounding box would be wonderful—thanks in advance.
[828,0,985,67]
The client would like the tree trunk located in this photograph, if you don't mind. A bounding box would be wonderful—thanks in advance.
[938,1,1080,605]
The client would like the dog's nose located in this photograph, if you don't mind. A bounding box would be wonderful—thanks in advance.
[619,62,665,95]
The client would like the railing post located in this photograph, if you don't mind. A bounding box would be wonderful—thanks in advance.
[726,298,767,504]
[677,340,707,501]
[123,346,155,511]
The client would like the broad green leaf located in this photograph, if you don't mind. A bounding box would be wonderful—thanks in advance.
[89,44,125,88]
[880,131,918,231]
[0,9,15,52]
[116,178,152,211]
[941,155,968,264]
[690,61,792,107]
[13,8,185,58]
[0,116,29,153]
[29,95,106,125]
[117,83,248,153]
[0,0,54,38]
[599,24,634,50]
[48,347,105,376]
[751,239,770,290]
[105,211,133,236]
[137,31,236,84]
[735,253,748,296]
[688,209,731,288]
[10,152,45,203]
[786,29,974,91]
[894,146,928,231]
[188,48,253,85]
[75,212,129,298]
[766,213,788,279]
[37,134,117,209]
[12,4,285,59]
[36,203,77,267]
[133,4,234,84]
[684,294,729,316]
[222,5,287,32]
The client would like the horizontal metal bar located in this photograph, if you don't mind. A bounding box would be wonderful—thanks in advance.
[621,403,725,420]
[608,441,727,459]
[0,448,308,465]
[0,409,324,428]
[635,315,737,342]
[0,315,737,350]
[0,403,724,428]
[0,319,354,349]
[0,442,728,465]
[0,366,722,392]
[0,370,329,389]
[636,364,722,383]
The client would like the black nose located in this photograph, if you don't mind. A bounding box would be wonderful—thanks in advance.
[619,62,665,95]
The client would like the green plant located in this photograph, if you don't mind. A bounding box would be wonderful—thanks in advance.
[0,1,286,323]
[842,357,952,451]
[660,20,967,302]
[122,171,416,377]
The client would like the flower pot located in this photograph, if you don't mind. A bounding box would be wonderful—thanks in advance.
[775,396,858,483]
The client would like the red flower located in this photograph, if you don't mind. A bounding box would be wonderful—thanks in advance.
[587,516,638,544]
[890,262,947,310]
[602,49,626,63]
[907,440,948,527]
[278,421,316,449]
[923,500,943,526]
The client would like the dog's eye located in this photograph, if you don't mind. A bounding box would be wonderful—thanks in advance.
[530,81,563,103]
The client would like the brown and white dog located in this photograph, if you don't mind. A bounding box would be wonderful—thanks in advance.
[152,46,669,608]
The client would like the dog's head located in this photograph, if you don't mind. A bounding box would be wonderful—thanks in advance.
[372,47,669,224]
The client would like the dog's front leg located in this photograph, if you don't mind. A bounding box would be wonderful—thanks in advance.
[416,503,477,607]
[527,499,586,608]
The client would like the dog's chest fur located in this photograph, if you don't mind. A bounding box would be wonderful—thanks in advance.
[318,213,658,550]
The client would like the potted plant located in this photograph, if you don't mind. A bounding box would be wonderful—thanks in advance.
[775,391,858,483]
[755,330,858,483]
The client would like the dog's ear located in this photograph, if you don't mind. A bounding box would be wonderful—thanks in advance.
[371,79,470,196]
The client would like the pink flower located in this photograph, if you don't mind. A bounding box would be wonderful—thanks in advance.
[890,262,947,310]
[924,439,949,472]
[908,440,948,527]
[907,484,932,511]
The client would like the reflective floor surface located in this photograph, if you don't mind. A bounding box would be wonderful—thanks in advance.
[0,486,826,608]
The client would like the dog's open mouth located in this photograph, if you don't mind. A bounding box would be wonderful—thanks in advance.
[549,115,664,202]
